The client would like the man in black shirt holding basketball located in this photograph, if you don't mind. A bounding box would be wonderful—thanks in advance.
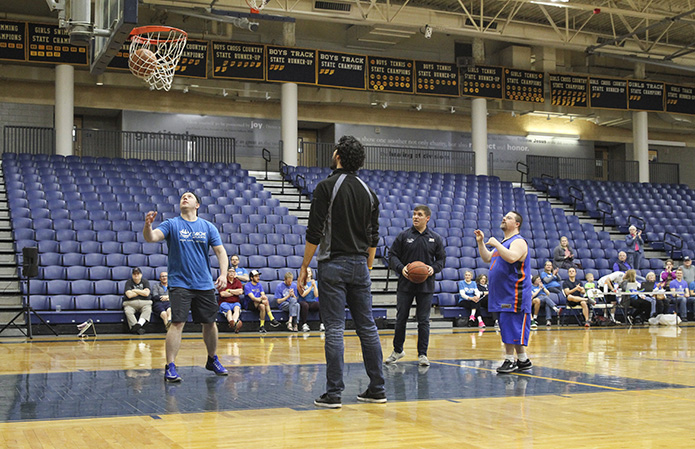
[386,205,446,367]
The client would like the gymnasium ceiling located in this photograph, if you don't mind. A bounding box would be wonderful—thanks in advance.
[138,0,695,70]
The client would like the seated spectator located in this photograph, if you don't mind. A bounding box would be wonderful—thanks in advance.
[553,236,580,269]
[150,271,172,331]
[531,275,559,328]
[638,271,658,318]
[219,270,244,333]
[275,272,300,332]
[660,259,677,285]
[230,254,250,283]
[652,271,674,316]
[563,267,590,327]
[583,272,597,292]
[540,260,563,295]
[619,269,651,324]
[669,268,690,322]
[476,274,494,327]
[297,267,321,332]
[243,270,279,333]
[613,251,632,272]
[597,271,625,323]
[123,267,152,335]
[625,226,644,271]
[458,270,485,329]
[678,256,695,292]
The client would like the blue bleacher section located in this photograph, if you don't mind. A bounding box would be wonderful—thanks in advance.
[5,153,322,324]
[534,177,694,260]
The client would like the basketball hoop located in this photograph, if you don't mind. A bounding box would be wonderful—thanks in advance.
[246,0,270,14]
[128,26,187,91]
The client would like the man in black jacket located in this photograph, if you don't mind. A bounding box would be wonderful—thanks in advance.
[298,135,386,409]
[386,205,445,367]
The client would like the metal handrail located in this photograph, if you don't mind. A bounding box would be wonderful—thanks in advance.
[664,232,684,259]
[627,214,646,232]
[516,161,528,185]
[279,160,289,194]
[540,174,555,201]
[596,200,613,231]
[568,185,583,216]
[262,148,271,180]
[296,174,306,209]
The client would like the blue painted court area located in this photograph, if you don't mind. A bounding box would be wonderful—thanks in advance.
[0,360,689,422]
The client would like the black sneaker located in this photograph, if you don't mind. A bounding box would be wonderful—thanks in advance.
[314,393,342,408]
[259,325,267,334]
[496,359,517,373]
[270,319,280,328]
[515,359,533,371]
[131,323,141,335]
[356,389,387,403]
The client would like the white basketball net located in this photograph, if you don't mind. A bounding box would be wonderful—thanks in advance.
[128,27,188,91]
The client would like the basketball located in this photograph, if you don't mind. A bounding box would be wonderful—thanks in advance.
[407,261,430,284]
[130,48,157,78]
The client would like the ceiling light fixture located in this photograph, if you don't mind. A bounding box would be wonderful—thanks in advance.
[527,132,580,142]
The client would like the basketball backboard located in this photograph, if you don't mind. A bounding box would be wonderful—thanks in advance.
[89,0,138,74]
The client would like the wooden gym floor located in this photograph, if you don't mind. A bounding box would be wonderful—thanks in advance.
[0,324,694,448]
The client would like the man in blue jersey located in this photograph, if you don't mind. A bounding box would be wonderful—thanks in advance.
[475,211,533,374]
[143,192,229,382]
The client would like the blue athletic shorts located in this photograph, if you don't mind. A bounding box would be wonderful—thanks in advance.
[499,311,531,346]
[219,302,241,314]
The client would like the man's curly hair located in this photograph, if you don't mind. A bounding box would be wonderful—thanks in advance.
[335,135,365,172]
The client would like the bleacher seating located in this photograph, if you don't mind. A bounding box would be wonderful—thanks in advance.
[534,177,694,260]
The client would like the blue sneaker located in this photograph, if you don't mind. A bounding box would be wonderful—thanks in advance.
[165,362,182,383]
[205,355,228,376]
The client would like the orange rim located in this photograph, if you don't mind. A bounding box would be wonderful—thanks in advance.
[130,26,187,45]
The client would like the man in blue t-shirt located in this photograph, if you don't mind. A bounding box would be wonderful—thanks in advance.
[144,191,229,382]
[243,270,280,333]
[670,268,690,322]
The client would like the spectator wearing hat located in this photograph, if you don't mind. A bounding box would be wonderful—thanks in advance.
[244,270,280,333]
[123,267,152,335]
[625,226,644,271]
[679,256,695,292]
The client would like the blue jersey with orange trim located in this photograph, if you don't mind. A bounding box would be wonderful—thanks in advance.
[487,234,531,313]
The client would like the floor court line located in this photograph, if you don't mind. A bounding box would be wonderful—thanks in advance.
[433,360,627,391]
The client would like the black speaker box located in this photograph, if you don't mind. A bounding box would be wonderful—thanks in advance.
[22,246,39,278]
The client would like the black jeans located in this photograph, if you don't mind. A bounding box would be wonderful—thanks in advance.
[393,290,432,356]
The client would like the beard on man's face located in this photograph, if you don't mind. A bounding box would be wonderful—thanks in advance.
[330,154,338,170]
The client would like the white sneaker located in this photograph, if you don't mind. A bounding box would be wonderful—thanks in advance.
[319,323,325,332]
[418,355,430,366]
[302,323,310,332]
[384,351,404,364]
